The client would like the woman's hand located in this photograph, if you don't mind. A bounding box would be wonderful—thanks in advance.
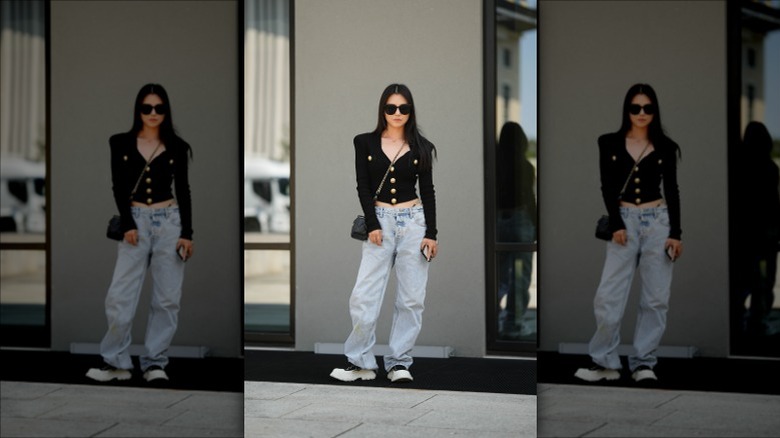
[612,229,627,246]
[124,229,138,246]
[665,238,682,261]
[368,229,383,246]
[421,238,438,261]
[177,238,194,261]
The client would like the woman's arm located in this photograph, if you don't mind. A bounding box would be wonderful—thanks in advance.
[173,141,193,240]
[109,134,137,233]
[354,134,381,234]
[662,142,681,240]
[598,134,626,233]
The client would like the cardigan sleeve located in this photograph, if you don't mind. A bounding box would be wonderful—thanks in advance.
[417,141,437,240]
[662,141,682,240]
[109,134,137,233]
[354,134,381,233]
[173,141,194,240]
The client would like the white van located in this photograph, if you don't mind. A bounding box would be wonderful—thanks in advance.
[0,157,46,234]
[244,157,290,233]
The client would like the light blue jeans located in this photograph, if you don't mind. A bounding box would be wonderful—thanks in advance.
[345,205,429,372]
[588,206,674,372]
[100,206,185,371]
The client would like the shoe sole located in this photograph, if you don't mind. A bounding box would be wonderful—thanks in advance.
[85,369,132,382]
[329,369,376,382]
[574,368,620,382]
[387,370,413,383]
[144,369,169,382]
[632,370,657,382]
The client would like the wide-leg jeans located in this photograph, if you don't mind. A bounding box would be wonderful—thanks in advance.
[589,206,674,372]
[345,205,429,372]
[100,206,185,371]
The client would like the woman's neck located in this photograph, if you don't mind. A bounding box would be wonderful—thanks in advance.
[139,127,160,141]
[383,127,405,142]
[627,126,649,141]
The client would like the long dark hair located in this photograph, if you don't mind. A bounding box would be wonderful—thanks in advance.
[372,83,436,170]
[617,83,679,158]
[127,83,191,158]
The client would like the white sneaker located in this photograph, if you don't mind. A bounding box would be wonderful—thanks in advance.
[631,366,657,382]
[329,364,376,382]
[86,365,132,382]
[574,365,620,382]
[387,365,413,383]
[143,366,169,382]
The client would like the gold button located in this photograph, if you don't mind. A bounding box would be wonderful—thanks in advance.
[146,188,152,194]
[634,166,639,172]
[414,159,418,165]
[390,188,396,194]
[634,178,640,184]
[635,188,640,194]
[635,198,641,204]
[391,198,397,204]
[169,159,174,164]
[146,166,151,172]
[390,178,396,184]
[390,166,395,172]
[658,159,663,164]
[611,155,616,161]
[368,155,373,161]
[123,155,128,161]
[147,198,153,205]
[146,178,152,184]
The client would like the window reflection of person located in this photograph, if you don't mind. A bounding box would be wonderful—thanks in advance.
[496,122,536,339]
[737,121,779,339]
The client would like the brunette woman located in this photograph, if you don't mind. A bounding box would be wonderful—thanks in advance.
[87,83,193,383]
[575,83,682,383]
[330,84,437,383]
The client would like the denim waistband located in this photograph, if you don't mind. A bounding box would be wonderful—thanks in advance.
[374,204,424,218]
[619,205,667,217]
[131,206,179,218]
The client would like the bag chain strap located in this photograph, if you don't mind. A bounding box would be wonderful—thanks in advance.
[129,141,163,200]
[373,143,405,200]
[618,141,651,199]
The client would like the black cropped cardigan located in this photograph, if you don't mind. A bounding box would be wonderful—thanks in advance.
[110,132,193,239]
[354,132,437,240]
[598,132,681,240]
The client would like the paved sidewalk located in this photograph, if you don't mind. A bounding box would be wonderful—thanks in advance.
[245,381,536,437]
[0,381,243,437]
[539,383,780,437]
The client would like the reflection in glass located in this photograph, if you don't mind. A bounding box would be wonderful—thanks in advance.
[244,250,290,333]
[0,0,47,240]
[731,1,780,357]
[493,0,537,346]
[0,250,45,327]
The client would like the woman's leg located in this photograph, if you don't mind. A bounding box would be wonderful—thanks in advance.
[344,211,396,370]
[630,209,673,372]
[99,210,151,370]
[141,208,185,372]
[589,210,640,370]
[385,207,428,371]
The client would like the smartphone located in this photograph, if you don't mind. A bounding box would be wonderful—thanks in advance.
[420,246,431,262]
[178,246,187,262]
[666,246,675,262]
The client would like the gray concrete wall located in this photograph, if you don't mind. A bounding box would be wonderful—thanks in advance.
[294,0,486,356]
[50,1,241,357]
[538,1,729,356]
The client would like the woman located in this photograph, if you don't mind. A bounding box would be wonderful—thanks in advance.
[575,83,682,384]
[330,84,437,383]
[87,83,193,383]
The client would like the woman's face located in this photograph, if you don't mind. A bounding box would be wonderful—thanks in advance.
[140,93,166,130]
[628,93,654,130]
[384,93,410,131]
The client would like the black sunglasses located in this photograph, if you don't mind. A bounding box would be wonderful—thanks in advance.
[140,104,168,115]
[628,104,655,115]
[384,104,412,115]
